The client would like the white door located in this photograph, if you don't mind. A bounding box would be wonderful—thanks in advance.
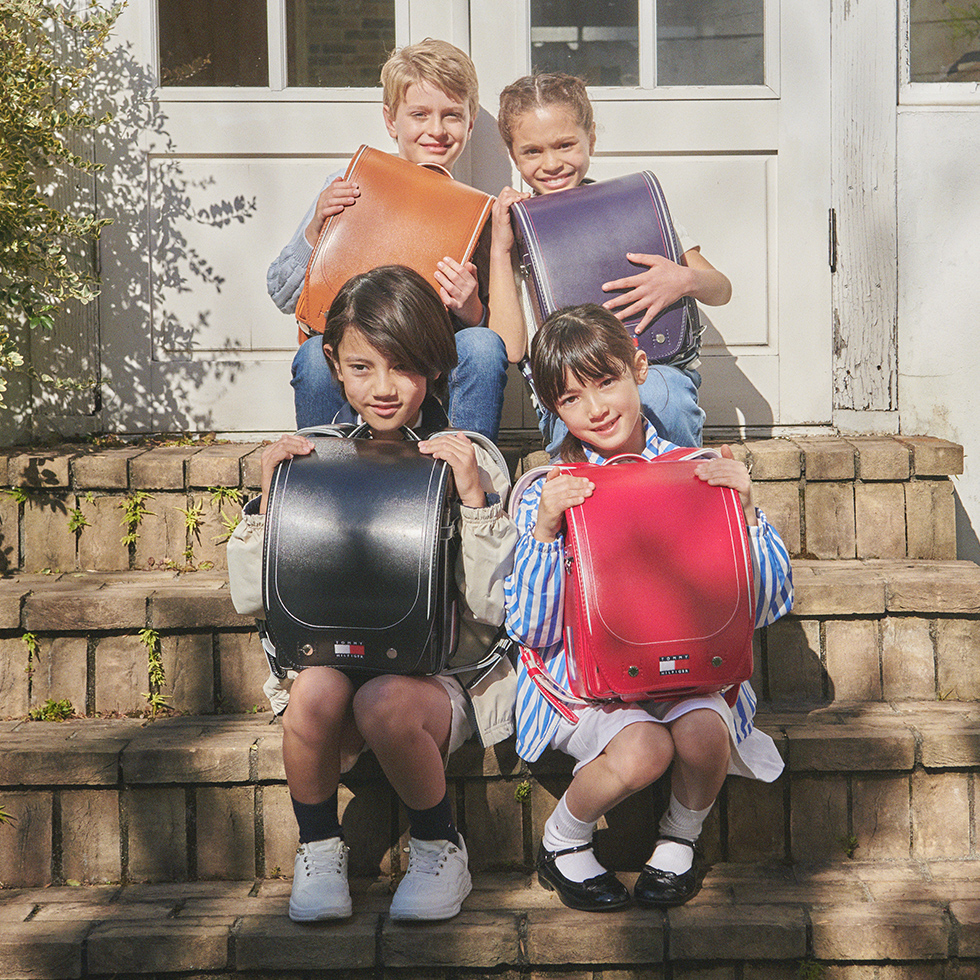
[98,0,829,436]
[472,0,832,435]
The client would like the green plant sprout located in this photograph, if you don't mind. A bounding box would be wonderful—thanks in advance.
[179,501,205,535]
[67,505,90,534]
[798,960,826,980]
[21,631,39,677]
[209,486,243,507]
[139,627,170,716]
[29,698,74,721]
[4,487,28,506]
[514,779,531,803]
[838,833,859,859]
[121,491,152,546]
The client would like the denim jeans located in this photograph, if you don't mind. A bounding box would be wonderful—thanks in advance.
[539,363,705,458]
[290,334,346,430]
[291,327,509,441]
[446,327,508,441]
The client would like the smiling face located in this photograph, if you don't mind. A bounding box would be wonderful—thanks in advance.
[328,327,430,439]
[508,103,595,195]
[554,351,649,457]
[383,81,474,170]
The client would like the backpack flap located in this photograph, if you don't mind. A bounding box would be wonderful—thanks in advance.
[561,458,754,701]
[509,171,700,364]
[262,437,458,673]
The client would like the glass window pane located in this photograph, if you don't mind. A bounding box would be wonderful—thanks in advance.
[158,0,268,86]
[657,0,763,86]
[286,0,396,87]
[530,0,639,87]
[909,0,980,82]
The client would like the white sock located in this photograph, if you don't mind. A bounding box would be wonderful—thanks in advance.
[646,794,712,875]
[542,795,607,882]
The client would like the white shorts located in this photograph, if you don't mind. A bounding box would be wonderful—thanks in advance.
[432,672,475,759]
[551,692,782,782]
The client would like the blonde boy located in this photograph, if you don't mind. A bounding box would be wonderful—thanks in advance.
[268,39,518,439]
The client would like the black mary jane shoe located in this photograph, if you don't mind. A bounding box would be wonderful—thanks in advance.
[633,836,701,908]
[633,835,702,908]
[536,842,631,912]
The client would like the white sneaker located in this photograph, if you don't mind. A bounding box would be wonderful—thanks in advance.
[389,835,472,921]
[288,837,352,921]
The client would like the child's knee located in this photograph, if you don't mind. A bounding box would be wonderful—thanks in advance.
[352,675,411,734]
[607,722,673,790]
[286,667,354,724]
[672,709,730,764]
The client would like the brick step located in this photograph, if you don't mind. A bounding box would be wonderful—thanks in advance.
[1,863,978,979]
[2,558,979,719]
[0,434,963,574]
[1,703,977,888]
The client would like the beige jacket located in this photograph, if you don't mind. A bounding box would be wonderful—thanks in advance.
[226,440,518,747]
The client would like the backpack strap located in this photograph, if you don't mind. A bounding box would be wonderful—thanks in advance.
[426,429,511,493]
[508,464,556,520]
[519,645,584,723]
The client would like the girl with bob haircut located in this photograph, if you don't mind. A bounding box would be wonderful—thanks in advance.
[504,304,792,912]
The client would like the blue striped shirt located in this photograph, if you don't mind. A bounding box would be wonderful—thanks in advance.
[504,422,794,762]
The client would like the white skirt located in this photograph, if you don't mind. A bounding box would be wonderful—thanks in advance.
[551,692,784,782]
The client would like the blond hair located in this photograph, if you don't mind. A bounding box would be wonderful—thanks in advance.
[381,38,479,121]
[497,73,594,152]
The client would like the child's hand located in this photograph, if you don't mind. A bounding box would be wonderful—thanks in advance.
[259,434,314,514]
[304,178,360,246]
[490,186,531,255]
[694,445,757,527]
[533,467,595,543]
[601,253,694,335]
[436,256,483,326]
[418,432,486,508]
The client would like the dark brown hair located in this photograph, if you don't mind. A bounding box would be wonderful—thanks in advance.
[323,265,457,401]
[529,304,640,462]
[497,72,594,152]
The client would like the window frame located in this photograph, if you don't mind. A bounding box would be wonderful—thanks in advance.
[530,0,780,101]
[900,0,980,105]
[148,0,409,101]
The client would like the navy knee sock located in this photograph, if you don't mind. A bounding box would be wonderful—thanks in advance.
[291,792,342,844]
[406,791,459,846]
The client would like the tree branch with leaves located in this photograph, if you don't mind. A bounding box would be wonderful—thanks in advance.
[0,0,125,406]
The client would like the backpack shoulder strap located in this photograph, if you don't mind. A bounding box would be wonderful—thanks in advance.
[508,464,557,520]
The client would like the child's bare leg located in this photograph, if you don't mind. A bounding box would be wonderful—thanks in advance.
[281,667,363,923]
[354,676,471,921]
[644,708,730,885]
[566,720,675,821]
[282,667,363,835]
[547,721,674,885]
[353,675,458,840]
[668,707,731,810]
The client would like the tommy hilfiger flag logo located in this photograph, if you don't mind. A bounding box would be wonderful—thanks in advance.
[334,642,365,658]
[659,654,690,676]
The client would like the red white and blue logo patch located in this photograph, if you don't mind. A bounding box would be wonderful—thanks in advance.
[659,654,690,676]
[334,642,365,658]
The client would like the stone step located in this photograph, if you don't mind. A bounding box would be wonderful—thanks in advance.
[2,558,979,719]
[1,703,977,887]
[1,863,978,979]
[0,434,963,574]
